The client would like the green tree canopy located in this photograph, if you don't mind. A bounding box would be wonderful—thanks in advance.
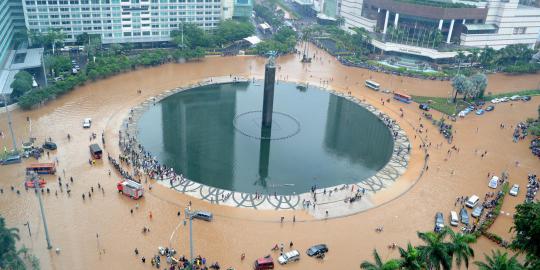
[212,20,255,46]
[451,74,471,103]
[511,201,540,268]
[474,250,524,270]
[10,71,33,99]
[360,249,400,270]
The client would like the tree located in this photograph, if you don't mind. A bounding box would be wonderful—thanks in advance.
[76,33,89,45]
[212,19,254,46]
[170,23,213,49]
[398,243,424,270]
[455,50,467,73]
[417,230,453,270]
[451,74,470,103]
[447,229,476,269]
[45,55,72,76]
[511,202,540,268]
[10,71,33,99]
[0,215,25,269]
[474,250,524,270]
[360,249,400,270]
[470,73,488,99]
[43,29,66,54]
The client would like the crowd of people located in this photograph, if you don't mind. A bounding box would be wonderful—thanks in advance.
[530,137,540,158]
[526,174,539,202]
[513,122,530,143]
[135,246,224,270]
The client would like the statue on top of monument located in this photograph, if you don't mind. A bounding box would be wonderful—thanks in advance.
[266,51,277,67]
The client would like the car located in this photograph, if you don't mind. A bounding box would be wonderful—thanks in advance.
[83,118,92,128]
[42,141,57,150]
[72,68,78,74]
[522,96,531,101]
[467,105,475,111]
[419,103,429,111]
[485,105,495,111]
[510,95,521,101]
[278,250,300,264]
[254,256,274,270]
[488,176,499,189]
[434,212,445,232]
[1,154,22,165]
[509,184,520,196]
[78,46,85,51]
[460,207,469,225]
[71,60,77,65]
[475,100,486,106]
[54,76,63,82]
[192,211,213,221]
[472,205,484,218]
[500,97,510,102]
[491,98,501,104]
[475,109,485,115]
[306,244,328,257]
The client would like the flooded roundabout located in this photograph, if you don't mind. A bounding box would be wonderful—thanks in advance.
[0,46,539,270]
[128,79,409,213]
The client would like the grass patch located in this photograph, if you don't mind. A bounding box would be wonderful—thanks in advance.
[484,89,540,100]
[412,96,469,116]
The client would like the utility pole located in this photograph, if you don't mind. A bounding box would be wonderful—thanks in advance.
[3,95,18,152]
[30,172,52,249]
[184,207,194,264]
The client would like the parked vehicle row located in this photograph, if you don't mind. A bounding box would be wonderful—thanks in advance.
[255,244,328,269]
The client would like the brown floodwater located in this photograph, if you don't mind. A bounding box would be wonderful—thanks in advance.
[0,45,539,270]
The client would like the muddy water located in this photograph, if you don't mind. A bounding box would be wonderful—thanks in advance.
[0,45,539,270]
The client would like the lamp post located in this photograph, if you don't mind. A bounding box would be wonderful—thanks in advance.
[2,95,17,152]
[184,207,194,264]
[29,171,52,249]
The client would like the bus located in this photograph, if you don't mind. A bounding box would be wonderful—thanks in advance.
[365,80,380,91]
[394,92,412,103]
[26,163,56,175]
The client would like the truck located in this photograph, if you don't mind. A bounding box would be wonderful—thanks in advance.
[117,179,144,199]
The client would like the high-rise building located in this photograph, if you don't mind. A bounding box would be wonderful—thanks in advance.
[339,0,540,59]
[1,0,25,65]
[21,0,248,44]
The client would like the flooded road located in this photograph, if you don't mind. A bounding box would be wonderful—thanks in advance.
[0,45,539,270]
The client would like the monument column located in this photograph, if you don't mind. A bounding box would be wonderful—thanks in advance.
[262,56,276,128]
[447,19,455,44]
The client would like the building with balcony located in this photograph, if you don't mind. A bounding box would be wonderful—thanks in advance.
[21,0,249,45]
[339,0,540,59]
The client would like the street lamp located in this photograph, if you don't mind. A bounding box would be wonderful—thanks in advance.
[29,171,52,249]
[184,207,194,264]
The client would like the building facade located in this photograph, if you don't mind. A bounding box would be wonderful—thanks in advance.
[1,0,25,65]
[339,0,540,59]
[21,0,239,44]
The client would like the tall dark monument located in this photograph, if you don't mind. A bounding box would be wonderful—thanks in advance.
[261,54,276,128]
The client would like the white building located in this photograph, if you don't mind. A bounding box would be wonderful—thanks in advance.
[22,0,233,44]
[339,0,540,59]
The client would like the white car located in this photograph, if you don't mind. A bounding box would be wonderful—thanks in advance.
[83,118,92,128]
[491,98,501,103]
[509,184,519,196]
[510,95,521,101]
[488,176,499,189]
[278,250,300,264]
[500,97,510,102]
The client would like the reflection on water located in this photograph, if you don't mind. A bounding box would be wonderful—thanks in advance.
[137,82,394,195]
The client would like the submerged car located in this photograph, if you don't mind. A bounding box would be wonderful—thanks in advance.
[488,176,499,189]
[472,205,484,218]
[306,244,328,257]
[509,184,520,196]
[476,109,485,115]
[42,141,57,150]
[278,250,300,264]
[485,105,495,111]
[460,208,469,225]
[434,212,445,232]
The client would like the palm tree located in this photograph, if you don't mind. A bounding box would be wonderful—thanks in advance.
[398,243,424,270]
[0,216,22,268]
[474,250,524,270]
[451,74,470,103]
[360,249,400,270]
[455,50,466,74]
[417,230,453,270]
[447,229,476,269]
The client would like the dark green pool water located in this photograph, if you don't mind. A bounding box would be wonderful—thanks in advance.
[137,82,394,195]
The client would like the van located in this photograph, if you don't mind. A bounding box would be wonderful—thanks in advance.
[254,256,274,270]
[465,195,479,208]
[449,211,459,226]
[193,211,213,221]
[1,154,22,165]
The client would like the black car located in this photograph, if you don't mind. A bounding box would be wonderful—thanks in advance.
[522,96,531,101]
[475,100,486,106]
[42,141,57,150]
[419,103,430,111]
[306,244,328,257]
[485,105,495,112]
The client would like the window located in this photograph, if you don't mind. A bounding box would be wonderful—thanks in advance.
[513,27,527,35]
[123,32,132,36]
